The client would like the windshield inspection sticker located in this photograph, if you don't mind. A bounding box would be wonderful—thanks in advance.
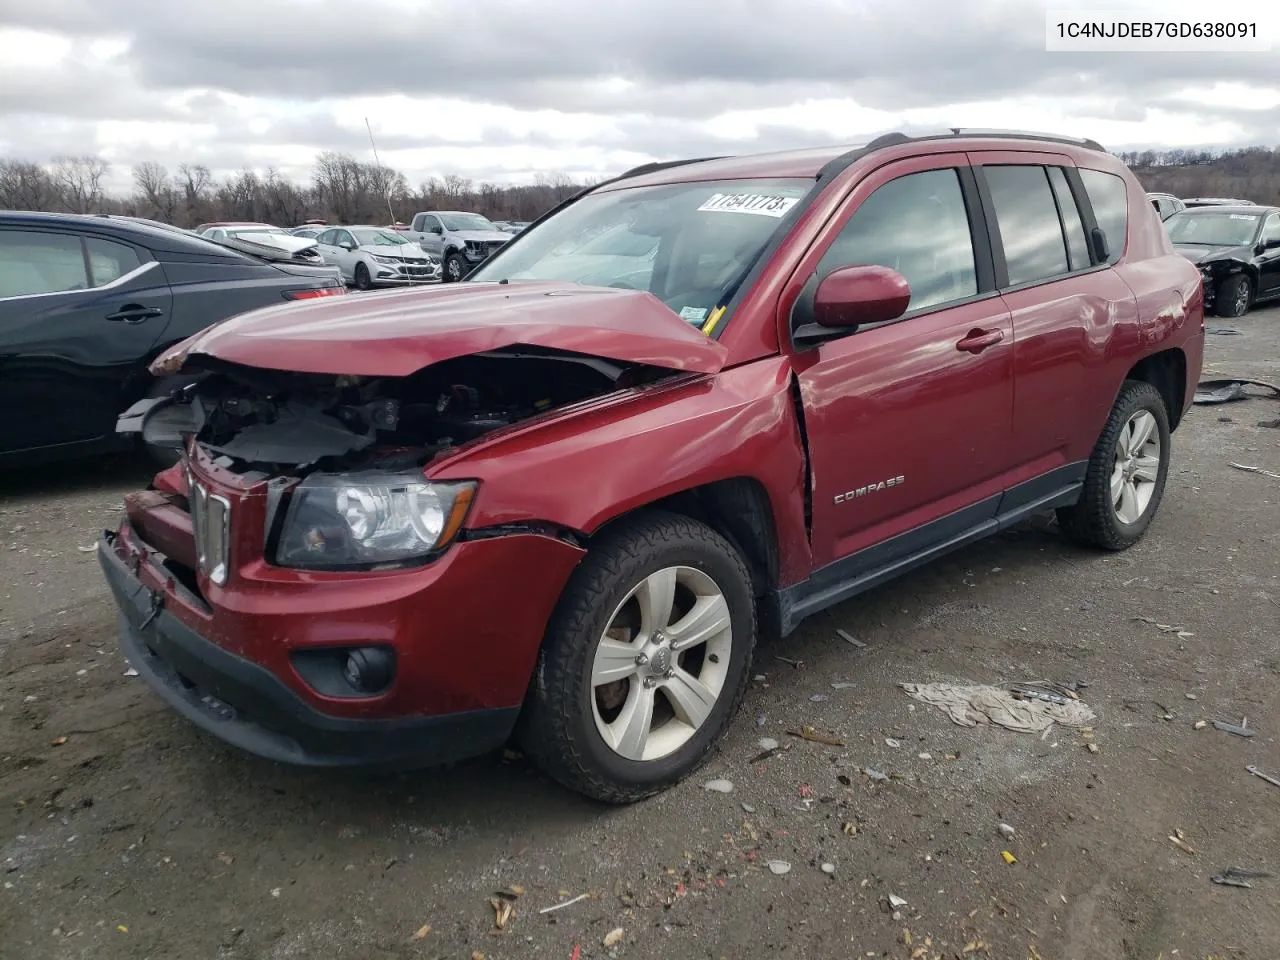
[679,306,709,323]
[697,193,799,218]
[1229,214,1256,220]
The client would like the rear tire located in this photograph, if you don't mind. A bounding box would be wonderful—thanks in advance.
[1057,380,1171,551]
[519,511,756,803]
[1215,274,1252,318]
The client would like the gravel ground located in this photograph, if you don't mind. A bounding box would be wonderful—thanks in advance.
[2,307,1278,960]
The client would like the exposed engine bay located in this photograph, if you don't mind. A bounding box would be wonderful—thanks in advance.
[137,348,679,474]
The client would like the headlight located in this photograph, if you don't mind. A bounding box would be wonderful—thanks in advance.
[276,471,476,569]
[371,255,397,264]
[426,255,441,265]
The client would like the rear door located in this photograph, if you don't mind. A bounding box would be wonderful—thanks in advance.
[0,227,172,454]
[970,153,1140,482]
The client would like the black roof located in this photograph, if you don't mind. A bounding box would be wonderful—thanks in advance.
[0,210,244,257]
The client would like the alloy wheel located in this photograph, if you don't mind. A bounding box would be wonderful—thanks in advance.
[1110,409,1161,524]
[589,566,733,762]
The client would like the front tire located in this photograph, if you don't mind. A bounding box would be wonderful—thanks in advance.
[443,252,466,282]
[353,262,373,290]
[1057,379,1171,550]
[1216,274,1252,318]
[519,511,756,803]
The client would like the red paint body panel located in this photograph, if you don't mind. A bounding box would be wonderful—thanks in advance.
[151,280,728,377]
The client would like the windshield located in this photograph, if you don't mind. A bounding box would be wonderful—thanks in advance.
[1165,212,1260,246]
[439,213,498,231]
[352,229,408,245]
[228,226,286,236]
[468,177,810,328]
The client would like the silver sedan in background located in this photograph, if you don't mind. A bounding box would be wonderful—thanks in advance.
[314,225,443,289]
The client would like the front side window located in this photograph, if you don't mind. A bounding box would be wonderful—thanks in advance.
[439,213,497,232]
[0,230,89,299]
[1079,168,1128,263]
[1164,211,1261,247]
[817,168,978,312]
[469,177,811,328]
[1261,214,1280,245]
[984,165,1070,286]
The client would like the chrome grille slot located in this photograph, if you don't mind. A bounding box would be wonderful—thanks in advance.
[188,474,231,585]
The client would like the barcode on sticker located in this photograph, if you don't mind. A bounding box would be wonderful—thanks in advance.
[697,193,799,217]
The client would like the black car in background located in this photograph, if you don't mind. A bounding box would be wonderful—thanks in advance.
[0,212,346,468]
[1164,204,1280,317]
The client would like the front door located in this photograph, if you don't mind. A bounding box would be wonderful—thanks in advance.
[0,228,172,455]
[787,156,1015,569]
[1259,213,1280,299]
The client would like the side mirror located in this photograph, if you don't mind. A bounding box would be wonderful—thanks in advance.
[340,240,356,251]
[430,225,444,234]
[1262,238,1280,251]
[791,264,911,348]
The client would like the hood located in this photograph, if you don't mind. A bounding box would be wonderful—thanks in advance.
[1174,242,1247,264]
[452,229,512,243]
[150,280,728,378]
[367,243,431,259]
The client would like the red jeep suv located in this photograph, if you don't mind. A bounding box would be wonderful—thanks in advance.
[99,130,1204,803]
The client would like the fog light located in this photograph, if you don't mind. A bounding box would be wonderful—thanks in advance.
[342,647,394,693]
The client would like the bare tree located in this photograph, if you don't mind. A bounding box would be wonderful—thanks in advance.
[51,155,109,213]
[132,161,179,222]
[0,159,61,210]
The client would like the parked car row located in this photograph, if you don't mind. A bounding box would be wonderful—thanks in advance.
[0,211,347,467]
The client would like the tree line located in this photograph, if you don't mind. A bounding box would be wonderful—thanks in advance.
[1,144,1277,228]
[0,151,595,228]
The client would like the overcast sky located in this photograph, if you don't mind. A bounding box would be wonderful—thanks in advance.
[1,0,1277,194]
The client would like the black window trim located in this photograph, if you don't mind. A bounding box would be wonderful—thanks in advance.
[973,162,1111,295]
[787,162,1000,343]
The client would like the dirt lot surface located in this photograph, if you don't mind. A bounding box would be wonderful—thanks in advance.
[2,308,1279,960]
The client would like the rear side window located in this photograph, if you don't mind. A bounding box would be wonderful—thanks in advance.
[1079,169,1128,263]
[984,165,1069,286]
[86,237,143,285]
[1046,167,1091,270]
[818,168,978,312]
[0,230,89,298]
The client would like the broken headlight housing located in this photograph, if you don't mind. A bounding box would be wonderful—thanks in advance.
[276,471,476,569]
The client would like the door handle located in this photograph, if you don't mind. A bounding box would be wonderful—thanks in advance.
[106,305,163,323]
[956,328,1005,353]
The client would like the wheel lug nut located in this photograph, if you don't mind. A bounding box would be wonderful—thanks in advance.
[635,653,649,666]
[664,668,674,679]
[643,677,657,688]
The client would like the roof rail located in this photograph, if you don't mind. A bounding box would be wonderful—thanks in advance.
[615,156,729,181]
[943,128,1107,152]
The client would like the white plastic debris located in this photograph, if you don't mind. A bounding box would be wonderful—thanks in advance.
[888,893,907,908]
[123,667,138,677]
[998,823,1016,840]
[885,738,901,748]
[820,862,836,875]
[767,860,792,876]
[703,778,734,794]
[899,681,1096,732]
[757,737,779,751]
[741,802,756,814]
[831,681,855,690]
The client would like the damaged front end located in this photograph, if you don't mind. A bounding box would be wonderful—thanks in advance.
[126,347,683,573]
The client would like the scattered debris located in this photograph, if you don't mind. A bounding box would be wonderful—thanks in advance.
[785,726,844,747]
[703,779,734,794]
[809,694,829,702]
[1168,830,1196,855]
[1205,327,1242,336]
[1210,867,1274,889]
[757,737,779,751]
[602,927,625,947]
[270,888,281,898]
[1229,462,1280,480]
[495,885,525,901]
[774,656,803,669]
[1247,765,1280,790]
[767,860,792,876]
[1194,376,1280,405]
[835,629,866,648]
[1212,718,1255,738]
[76,544,96,553]
[215,852,234,866]
[1194,719,1208,730]
[1258,417,1280,429]
[888,893,908,908]
[1131,615,1195,638]
[489,896,514,931]
[885,738,901,748]
[841,821,858,836]
[918,752,932,760]
[1001,850,1017,865]
[830,681,856,690]
[410,924,431,940]
[998,823,1016,840]
[899,681,1096,733]
[538,893,589,915]
[797,784,813,799]
[864,767,890,782]
[1086,742,1100,754]
[123,667,138,677]
[741,803,757,814]
[1186,693,1198,701]
[821,862,836,875]
[748,743,786,763]
[51,736,67,747]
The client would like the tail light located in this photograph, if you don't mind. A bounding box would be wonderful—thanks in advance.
[283,285,347,301]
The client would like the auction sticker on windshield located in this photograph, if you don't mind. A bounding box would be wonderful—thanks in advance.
[697,193,799,217]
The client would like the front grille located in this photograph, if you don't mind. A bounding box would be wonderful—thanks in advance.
[188,475,231,585]
[485,240,506,255]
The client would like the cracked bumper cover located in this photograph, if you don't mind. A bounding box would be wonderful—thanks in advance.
[97,521,585,769]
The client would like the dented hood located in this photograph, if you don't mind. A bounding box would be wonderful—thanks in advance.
[152,281,728,377]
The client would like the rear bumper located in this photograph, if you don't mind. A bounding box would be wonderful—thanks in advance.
[99,535,518,768]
